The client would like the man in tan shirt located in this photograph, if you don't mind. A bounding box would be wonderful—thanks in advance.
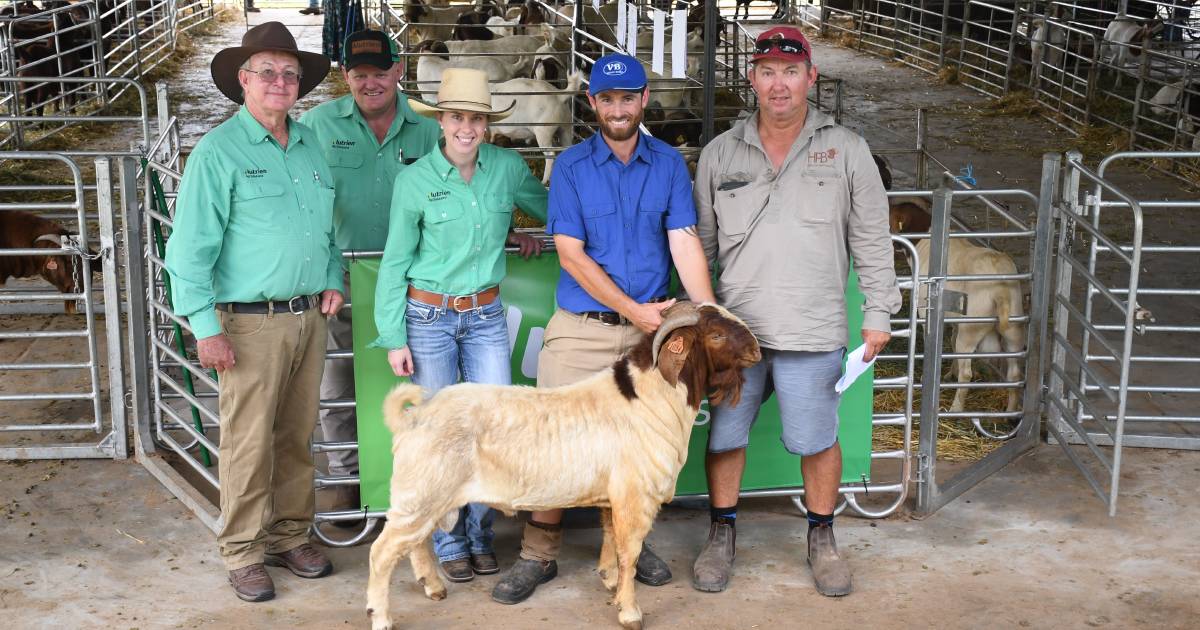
[692,26,900,597]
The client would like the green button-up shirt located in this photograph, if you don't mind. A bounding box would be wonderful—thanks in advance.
[371,143,549,349]
[165,106,342,340]
[300,92,441,253]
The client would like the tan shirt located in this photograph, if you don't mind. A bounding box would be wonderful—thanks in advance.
[695,110,900,351]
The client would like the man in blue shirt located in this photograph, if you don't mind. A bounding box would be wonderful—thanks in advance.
[491,53,717,605]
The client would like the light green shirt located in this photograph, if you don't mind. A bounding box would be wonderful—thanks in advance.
[371,143,549,350]
[165,106,342,340]
[300,92,441,253]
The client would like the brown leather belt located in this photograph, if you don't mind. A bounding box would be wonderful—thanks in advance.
[408,285,500,312]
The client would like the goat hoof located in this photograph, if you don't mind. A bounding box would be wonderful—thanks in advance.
[618,604,643,629]
[418,577,447,601]
[599,569,618,592]
[619,617,644,630]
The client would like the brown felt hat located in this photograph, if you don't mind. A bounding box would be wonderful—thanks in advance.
[210,21,330,104]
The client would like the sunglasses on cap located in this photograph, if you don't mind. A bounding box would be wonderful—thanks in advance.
[754,37,807,57]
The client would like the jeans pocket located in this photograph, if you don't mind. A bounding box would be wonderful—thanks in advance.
[220,312,267,336]
[405,298,439,326]
[477,298,505,321]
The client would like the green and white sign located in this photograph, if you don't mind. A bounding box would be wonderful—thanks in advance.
[349,255,873,511]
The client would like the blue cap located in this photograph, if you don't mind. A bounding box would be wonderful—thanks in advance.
[588,53,647,96]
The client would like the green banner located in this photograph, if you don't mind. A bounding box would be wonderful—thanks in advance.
[350,255,873,511]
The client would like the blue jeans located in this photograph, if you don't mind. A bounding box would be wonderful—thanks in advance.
[405,295,511,562]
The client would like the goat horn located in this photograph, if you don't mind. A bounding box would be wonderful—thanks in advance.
[34,234,63,246]
[651,301,702,365]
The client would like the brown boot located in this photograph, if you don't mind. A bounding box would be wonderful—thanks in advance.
[265,543,333,579]
[228,563,275,602]
[470,552,499,575]
[807,525,851,596]
[691,520,735,592]
[440,558,475,582]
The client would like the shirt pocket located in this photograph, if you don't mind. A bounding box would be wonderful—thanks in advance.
[326,151,364,170]
[231,182,288,234]
[789,172,844,225]
[424,201,466,225]
[712,185,765,242]
[487,192,514,243]
[636,197,667,241]
[581,202,617,256]
[315,186,336,235]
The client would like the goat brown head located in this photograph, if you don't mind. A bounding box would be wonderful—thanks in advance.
[645,302,761,410]
[32,233,100,314]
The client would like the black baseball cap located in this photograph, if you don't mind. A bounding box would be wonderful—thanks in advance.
[341,30,398,70]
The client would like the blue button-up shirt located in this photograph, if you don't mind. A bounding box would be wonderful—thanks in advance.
[546,132,697,313]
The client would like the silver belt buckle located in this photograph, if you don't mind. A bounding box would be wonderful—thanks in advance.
[451,295,474,312]
[287,295,307,315]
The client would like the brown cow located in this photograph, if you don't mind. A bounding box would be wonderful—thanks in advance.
[0,210,100,314]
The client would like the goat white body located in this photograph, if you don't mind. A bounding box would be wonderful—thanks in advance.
[491,73,582,184]
[365,363,699,630]
[1030,18,1065,73]
[416,52,515,95]
[443,33,546,76]
[915,237,1025,414]
[408,4,478,43]
[486,14,521,36]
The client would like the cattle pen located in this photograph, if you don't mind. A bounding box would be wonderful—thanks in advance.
[1,2,1199,629]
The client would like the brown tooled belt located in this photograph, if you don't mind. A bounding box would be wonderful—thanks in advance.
[407,285,500,312]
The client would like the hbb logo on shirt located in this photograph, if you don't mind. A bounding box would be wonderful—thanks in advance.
[602,61,627,75]
[808,147,838,164]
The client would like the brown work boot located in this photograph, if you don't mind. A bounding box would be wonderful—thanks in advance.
[265,543,333,579]
[807,525,851,596]
[470,552,499,575]
[441,558,475,582]
[691,520,735,592]
[228,563,275,602]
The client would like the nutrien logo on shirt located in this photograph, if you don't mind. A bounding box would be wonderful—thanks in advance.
[427,190,450,201]
[808,147,838,164]
[333,139,356,149]
[244,168,267,179]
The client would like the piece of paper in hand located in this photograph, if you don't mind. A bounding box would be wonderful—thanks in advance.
[651,9,665,74]
[626,3,638,56]
[616,0,626,47]
[671,8,687,78]
[835,343,876,394]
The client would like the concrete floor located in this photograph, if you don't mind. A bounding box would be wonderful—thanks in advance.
[2,444,1198,629]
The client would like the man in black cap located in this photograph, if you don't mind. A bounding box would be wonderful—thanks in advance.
[299,31,440,524]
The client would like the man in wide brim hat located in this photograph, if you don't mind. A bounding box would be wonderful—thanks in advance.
[408,67,516,120]
[165,20,344,604]
[210,20,330,104]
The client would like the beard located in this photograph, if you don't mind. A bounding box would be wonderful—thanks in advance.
[598,110,643,142]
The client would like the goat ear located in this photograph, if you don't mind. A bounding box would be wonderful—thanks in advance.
[656,331,693,386]
[45,259,59,271]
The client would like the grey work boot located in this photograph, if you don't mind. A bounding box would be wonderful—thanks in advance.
[635,546,672,586]
[807,525,851,596]
[491,559,557,605]
[691,520,735,592]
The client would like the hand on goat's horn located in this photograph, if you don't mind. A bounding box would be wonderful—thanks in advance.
[651,301,702,365]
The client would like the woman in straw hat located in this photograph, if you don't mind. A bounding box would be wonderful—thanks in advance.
[370,67,548,582]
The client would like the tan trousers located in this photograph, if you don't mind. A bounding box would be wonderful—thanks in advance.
[521,308,645,561]
[216,307,326,570]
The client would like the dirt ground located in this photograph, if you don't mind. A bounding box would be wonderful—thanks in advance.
[2,7,1200,630]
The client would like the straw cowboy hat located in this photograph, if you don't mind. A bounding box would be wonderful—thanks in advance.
[210,21,330,104]
[409,68,515,120]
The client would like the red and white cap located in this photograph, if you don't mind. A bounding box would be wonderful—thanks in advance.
[751,26,812,65]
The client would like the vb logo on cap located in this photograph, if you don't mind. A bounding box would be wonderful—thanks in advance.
[589,53,647,96]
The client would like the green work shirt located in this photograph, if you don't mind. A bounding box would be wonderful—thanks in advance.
[165,106,342,340]
[300,92,441,254]
[371,143,549,350]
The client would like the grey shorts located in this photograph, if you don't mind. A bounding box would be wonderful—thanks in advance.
[707,347,844,457]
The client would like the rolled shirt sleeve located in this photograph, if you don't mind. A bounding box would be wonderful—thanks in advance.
[545,158,586,241]
[164,144,229,341]
[693,145,719,265]
[846,135,901,332]
[664,149,699,230]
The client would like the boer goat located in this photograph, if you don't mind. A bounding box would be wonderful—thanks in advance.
[365,302,761,630]
[0,210,100,314]
[890,198,1026,414]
